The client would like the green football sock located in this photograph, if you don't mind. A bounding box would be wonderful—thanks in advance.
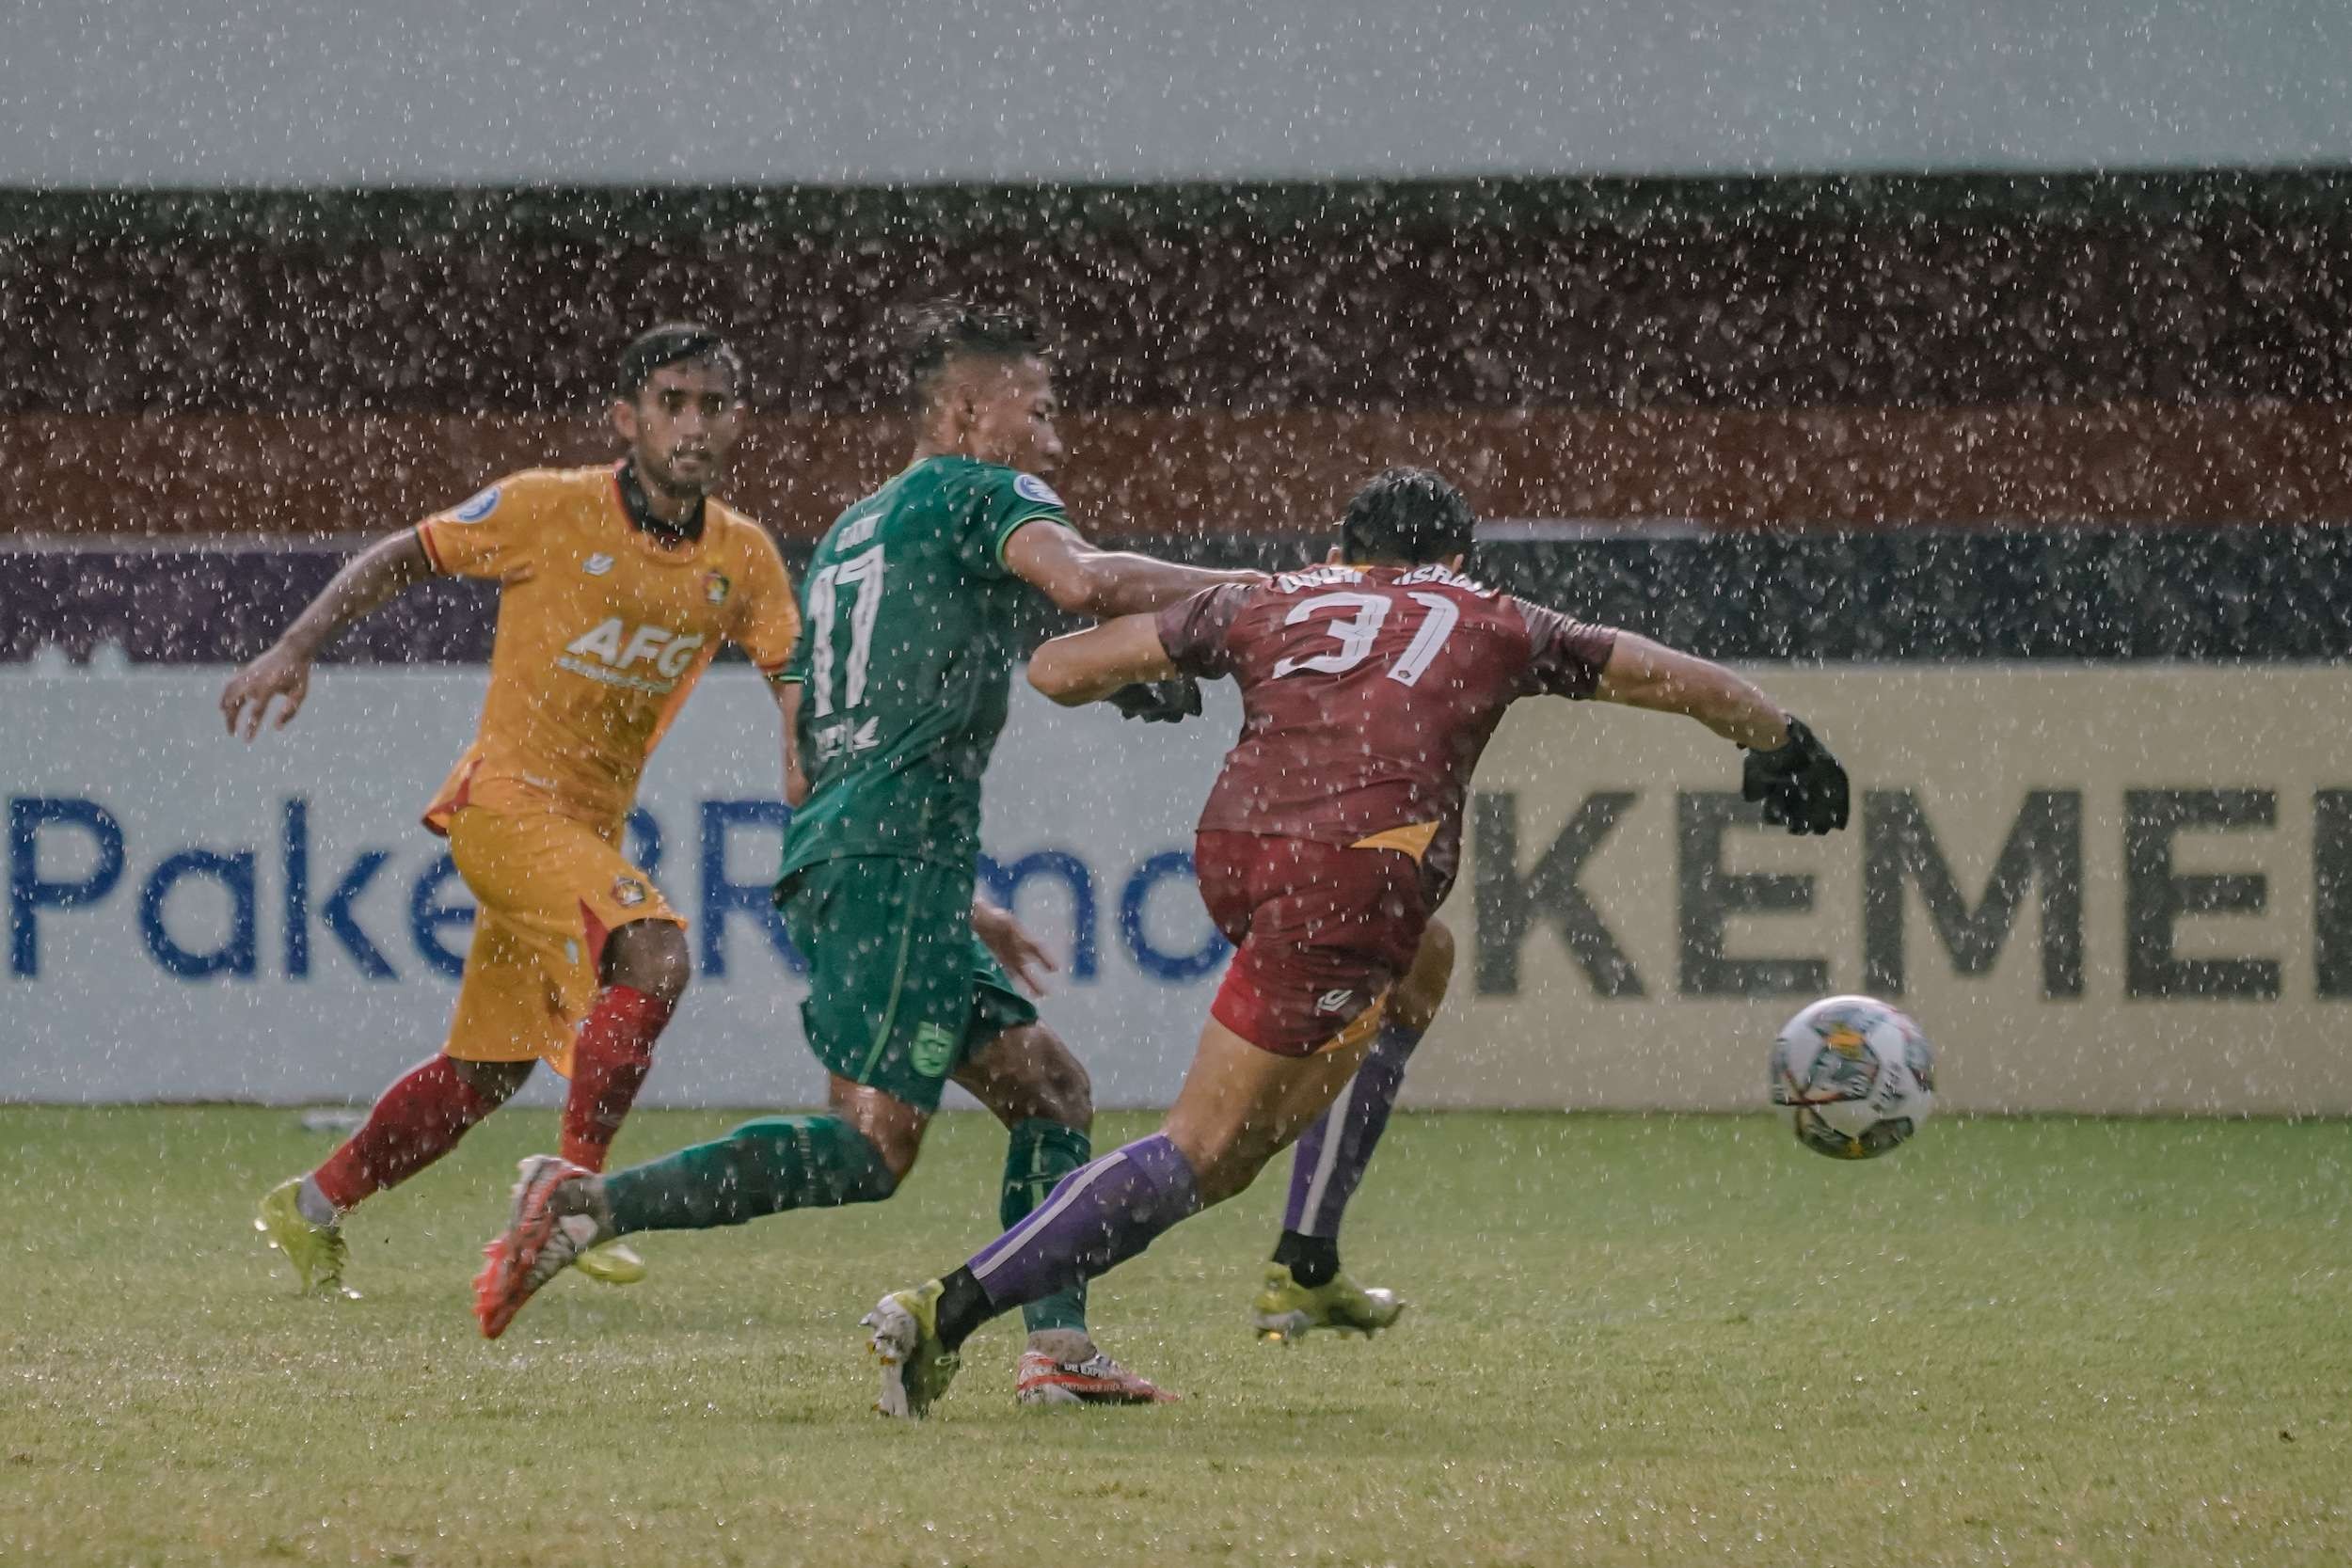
[603,1115,896,1235]
[1002,1117,1092,1336]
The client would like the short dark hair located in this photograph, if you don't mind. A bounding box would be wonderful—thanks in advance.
[901,298,1047,403]
[1338,468,1476,564]
[618,322,741,398]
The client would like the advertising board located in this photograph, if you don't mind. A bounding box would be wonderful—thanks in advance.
[7,664,2347,1112]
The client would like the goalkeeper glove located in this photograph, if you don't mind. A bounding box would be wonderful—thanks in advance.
[1107,676,1203,724]
[1741,716,1850,835]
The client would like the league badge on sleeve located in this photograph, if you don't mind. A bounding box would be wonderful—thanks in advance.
[1013,473,1063,508]
[451,485,502,523]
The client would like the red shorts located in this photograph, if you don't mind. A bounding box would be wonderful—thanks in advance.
[1195,831,1431,1056]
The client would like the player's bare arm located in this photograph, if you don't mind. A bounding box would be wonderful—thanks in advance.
[219,528,432,739]
[904,311,1256,621]
[773,676,809,807]
[1026,613,1178,705]
[1594,631,1849,835]
[1003,519,1258,620]
[971,898,1059,998]
[1592,632,1790,750]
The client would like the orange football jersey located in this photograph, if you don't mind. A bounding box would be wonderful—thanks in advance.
[416,465,800,832]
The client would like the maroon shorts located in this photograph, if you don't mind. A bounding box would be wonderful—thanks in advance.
[1195,831,1431,1056]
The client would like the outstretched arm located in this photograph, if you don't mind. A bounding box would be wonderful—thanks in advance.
[219,529,433,739]
[1594,632,1848,835]
[1025,614,1179,706]
[1593,632,1790,750]
[1003,520,1259,620]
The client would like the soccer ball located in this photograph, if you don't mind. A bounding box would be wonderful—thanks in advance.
[1768,995,1934,1160]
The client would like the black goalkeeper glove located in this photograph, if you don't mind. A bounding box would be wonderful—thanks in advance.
[1741,716,1851,835]
[1106,676,1203,724]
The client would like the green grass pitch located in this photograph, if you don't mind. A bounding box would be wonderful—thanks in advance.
[3,1106,2346,1567]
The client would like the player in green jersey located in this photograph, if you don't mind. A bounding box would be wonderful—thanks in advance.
[474,302,1257,1406]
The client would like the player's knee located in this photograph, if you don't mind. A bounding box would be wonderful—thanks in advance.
[1192,1146,1265,1207]
[864,1125,920,1188]
[1392,918,1456,1033]
[605,919,691,1006]
[448,1055,532,1105]
[967,1023,1094,1132]
[1026,1032,1094,1131]
[1166,1122,1263,1207]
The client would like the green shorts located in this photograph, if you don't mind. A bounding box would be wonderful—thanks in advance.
[775,854,1039,1114]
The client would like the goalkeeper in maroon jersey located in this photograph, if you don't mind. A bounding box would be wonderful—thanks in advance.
[860,467,1851,1417]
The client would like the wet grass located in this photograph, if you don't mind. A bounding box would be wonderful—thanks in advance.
[2,1106,2347,1567]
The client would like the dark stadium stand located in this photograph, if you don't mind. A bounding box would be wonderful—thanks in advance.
[5,172,2351,543]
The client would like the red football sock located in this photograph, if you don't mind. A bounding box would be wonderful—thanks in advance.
[559,985,674,1172]
[312,1055,499,1212]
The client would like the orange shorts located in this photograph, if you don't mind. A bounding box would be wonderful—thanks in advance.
[440,807,684,1072]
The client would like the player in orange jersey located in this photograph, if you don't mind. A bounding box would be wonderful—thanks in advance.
[228,324,830,1296]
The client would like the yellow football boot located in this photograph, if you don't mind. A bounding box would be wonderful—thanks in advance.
[571,1242,648,1286]
[864,1280,963,1419]
[254,1178,354,1298]
[1252,1262,1405,1343]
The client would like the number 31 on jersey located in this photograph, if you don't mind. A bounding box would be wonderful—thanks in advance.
[1272,591,1460,687]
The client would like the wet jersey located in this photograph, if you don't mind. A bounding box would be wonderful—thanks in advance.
[775,456,1070,878]
[417,466,801,832]
[1155,562,1618,902]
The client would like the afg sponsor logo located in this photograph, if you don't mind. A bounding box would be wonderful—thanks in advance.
[5,795,1229,989]
[556,619,707,693]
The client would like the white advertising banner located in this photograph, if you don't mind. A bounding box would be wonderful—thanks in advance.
[6,664,2349,1112]
[3,665,1228,1110]
[1452,665,2352,1116]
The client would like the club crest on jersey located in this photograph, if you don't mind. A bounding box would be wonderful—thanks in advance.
[582,553,615,577]
[612,877,649,909]
[450,485,501,524]
[910,1022,957,1078]
[1013,473,1062,508]
[704,570,731,606]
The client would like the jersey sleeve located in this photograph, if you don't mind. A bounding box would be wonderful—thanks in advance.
[414,473,539,582]
[959,468,1073,580]
[1155,582,1255,679]
[1513,598,1619,700]
[728,524,803,675]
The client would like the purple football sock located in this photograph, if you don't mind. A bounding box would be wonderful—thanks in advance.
[966,1132,1203,1314]
[1285,1019,1423,1240]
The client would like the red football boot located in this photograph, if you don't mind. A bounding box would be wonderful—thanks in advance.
[473,1154,596,1339]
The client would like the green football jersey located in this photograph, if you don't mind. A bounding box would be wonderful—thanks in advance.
[776,455,1070,878]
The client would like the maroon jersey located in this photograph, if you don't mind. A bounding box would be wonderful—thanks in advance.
[1155,562,1618,902]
